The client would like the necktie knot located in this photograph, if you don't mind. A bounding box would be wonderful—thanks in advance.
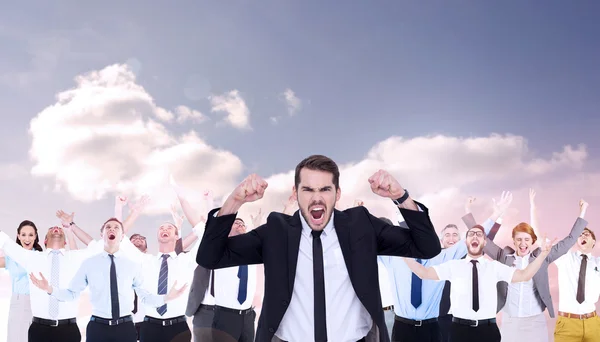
[470,260,478,266]
[311,230,323,239]
[50,250,60,255]
[162,254,170,261]
[109,254,115,259]
[582,254,588,260]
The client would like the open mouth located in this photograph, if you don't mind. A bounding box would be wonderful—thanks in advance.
[309,206,326,224]
[52,228,60,234]
[519,246,528,253]
[23,242,32,246]
[447,241,455,246]
[108,233,116,240]
[470,242,479,248]
[581,240,587,245]
[161,233,169,238]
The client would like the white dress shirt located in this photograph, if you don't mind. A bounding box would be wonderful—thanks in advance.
[433,256,515,320]
[52,250,165,319]
[503,253,544,317]
[275,213,372,342]
[214,264,257,310]
[121,224,203,319]
[0,232,102,320]
[554,250,600,314]
[377,260,394,308]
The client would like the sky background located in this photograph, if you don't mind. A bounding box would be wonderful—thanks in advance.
[0,1,599,341]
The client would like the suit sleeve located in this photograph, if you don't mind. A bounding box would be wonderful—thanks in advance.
[372,201,441,259]
[546,217,588,264]
[196,208,264,269]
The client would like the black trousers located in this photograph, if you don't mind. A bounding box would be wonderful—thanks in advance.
[28,321,81,342]
[212,306,256,342]
[391,316,441,342]
[140,317,191,342]
[450,321,500,342]
[437,314,452,342]
[192,305,216,342]
[135,322,144,341]
[86,320,137,342]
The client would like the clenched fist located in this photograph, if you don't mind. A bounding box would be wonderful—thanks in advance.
[368,170,405,199]
[231,174,269,204]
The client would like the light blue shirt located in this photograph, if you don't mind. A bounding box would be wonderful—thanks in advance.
[379,218,496,320]
[51,250,165,319]
[5,256,30,295]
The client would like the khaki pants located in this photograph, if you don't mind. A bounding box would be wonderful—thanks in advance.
[554,315,600,342]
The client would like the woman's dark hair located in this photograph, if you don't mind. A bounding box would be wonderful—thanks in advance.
[16,220,43,252]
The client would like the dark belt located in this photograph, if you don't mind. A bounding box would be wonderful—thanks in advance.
[200,304,215,310]
[215,305,254,315]
[394,315,438,327]
[452,317,496,327]
[383,305,394,311]
[144,315,187,326]
[32,317,77,327]
[90,315,133,326]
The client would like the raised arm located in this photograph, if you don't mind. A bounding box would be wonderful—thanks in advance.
[282,194,298,215]
[122,195,150,235]
[545,200,589,263]
[511,236,555,282]
[30,261,89,302]
[64,228,79,250]
[0,231,37,270]
[529,189,541,237]
[56,210,93,246]
[197,174,267,269]
[114,195,128,222]
[403,257,440,280]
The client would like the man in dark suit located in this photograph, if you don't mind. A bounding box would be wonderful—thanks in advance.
[196,155,441,342]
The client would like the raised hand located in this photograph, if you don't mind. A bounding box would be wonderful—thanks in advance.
[165,280,189,302]
[465,196,476,213]
[170,204,185,228]
[56,210,74,227]
[116,195,128,208]
[579,199,588,218]
[129,195,150,213]
[250,208,264,228]
[539,235,558,255]
[231,174,268,204]
[368,170,405,199]
[353,199,364,207]
[29,273,51,293]
[529,188,536,204]
[492,191,513,216]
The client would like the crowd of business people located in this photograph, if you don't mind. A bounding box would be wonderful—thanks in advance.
[0,154,598,342]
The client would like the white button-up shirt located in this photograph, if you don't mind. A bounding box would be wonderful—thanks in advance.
[213,264,257,310]
[120,224,203,319]
[504,253,544,317]
[433,256,515,320]
[555,250,600,315]
[275,213,372,342]
[0,232,102,320]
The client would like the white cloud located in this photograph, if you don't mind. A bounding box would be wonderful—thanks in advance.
[282,88,301,116]
[28,63,244,213]
[0,163,27,181]
[209,90,251,130]
[175,105,207,124]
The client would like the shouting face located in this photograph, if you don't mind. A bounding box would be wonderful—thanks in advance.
[18,225,37,250]
[577,229,596,253]
[294,168,340,231]
[513,232,534,256]
[441,225,460,248]
[101,220,124,247]
[466,227,485,256]
[157,223,178,243]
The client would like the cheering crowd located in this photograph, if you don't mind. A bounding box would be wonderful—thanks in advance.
[0,154,598,342]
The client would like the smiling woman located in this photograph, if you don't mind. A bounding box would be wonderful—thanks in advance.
[0,220,43,342]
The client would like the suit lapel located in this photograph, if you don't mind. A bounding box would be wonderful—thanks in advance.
[333,209,353,279]
[287,212,302,295]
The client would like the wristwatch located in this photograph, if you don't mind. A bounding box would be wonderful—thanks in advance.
[392,189,409,206]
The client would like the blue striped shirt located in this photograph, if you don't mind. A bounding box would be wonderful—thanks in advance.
[378,218,495,320]
[5,255,30,295]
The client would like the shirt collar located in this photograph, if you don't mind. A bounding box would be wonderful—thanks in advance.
[465,255,488,264]
[299,211,335,237]
[157,251,177,260]
[575,250,593,258]
[45,248,66,256]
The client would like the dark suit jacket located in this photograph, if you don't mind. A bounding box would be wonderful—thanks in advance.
[196,202,440,342]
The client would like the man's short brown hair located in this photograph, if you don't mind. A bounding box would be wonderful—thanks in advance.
[294,155,340,190]
[583,227,596,241]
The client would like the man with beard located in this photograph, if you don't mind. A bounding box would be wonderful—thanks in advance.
[196,154,441,342]
[0,211,102,342]
[379,192,509,342]
[403,224,554,342]
[553,226,600,341]
[30,218,188,342]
